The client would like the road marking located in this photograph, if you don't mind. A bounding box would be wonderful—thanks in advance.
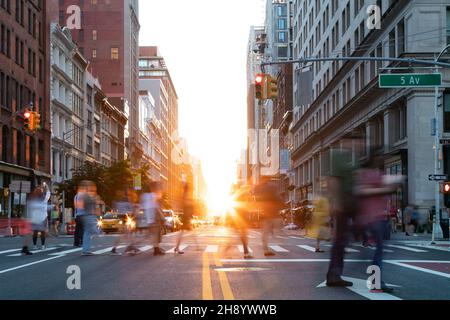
[214,253,235,300]
[269,245,289,253]
[166,245,189,253]
[139,245,153,252]
[202,253,213,300]
[317,277,402,301]
[289,236,304,240]
[8,247,59,257]
[205,245,219,253]
[386,245,428,253]
[385,261,450,279]
[0,249,21,255]
[323,245,360,253]
[92,246,125,255]
[0,256,65,274]
[405,244,450,252]
[220,259,372,263]
[237,245,253,253]
[354,244,394,253]
[297,245,317,252]
[49,248,82,256]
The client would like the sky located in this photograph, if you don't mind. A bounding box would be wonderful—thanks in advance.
[139,0,266,213]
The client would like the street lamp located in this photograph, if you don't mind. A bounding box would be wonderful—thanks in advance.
[432,44,450,243]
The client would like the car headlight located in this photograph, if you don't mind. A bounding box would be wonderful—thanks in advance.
[119,221,123,225]
[166,217,173,222]
[97,220,103,227]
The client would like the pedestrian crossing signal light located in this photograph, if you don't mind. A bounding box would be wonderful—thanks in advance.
[444,182,450,193]
[265,75,279,100]
[255,74,266,100]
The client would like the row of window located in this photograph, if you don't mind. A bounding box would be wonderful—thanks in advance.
[0,69,42,113]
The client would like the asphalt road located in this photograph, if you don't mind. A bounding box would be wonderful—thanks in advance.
[0,226,449,300]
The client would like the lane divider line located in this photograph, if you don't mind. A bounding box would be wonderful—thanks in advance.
[202,253,213,300]
[214,253,235,300]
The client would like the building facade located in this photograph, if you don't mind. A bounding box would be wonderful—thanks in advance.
[0,0,51,219]
[290,0,450,221]
[56,0,139,164]
[139,46,183,210]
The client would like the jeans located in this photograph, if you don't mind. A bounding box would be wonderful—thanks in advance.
[74,216,84,246]
[81,215,100,253]
[368,220,388,274]
[327,212,350,281]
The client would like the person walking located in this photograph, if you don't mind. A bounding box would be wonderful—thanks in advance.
[326,137,360,287]
[50,204,61,237]
[174,183,194,255]
[111,189,139,255]
[140,182,165,256]
[28,184,51,251]
[78,181,102,256]
[354,153,403,293]
[310,193,331,253]
[254,177,284,257]
[73,185,86,247]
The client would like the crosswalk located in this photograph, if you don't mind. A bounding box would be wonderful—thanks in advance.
[0,241,445,258]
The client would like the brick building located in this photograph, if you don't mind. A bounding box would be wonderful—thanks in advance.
[0,0,51,219]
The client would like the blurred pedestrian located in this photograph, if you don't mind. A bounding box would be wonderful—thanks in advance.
[310,193,331,253]
[411,206,420,236]
[111,189,139,255]
[27,184,51,251]
[174,183,194,255]
[51,204,61,236]
[140,182,165,256]
[254,177,284,257]
[73,184,87,247]
[78,181,102,256]
[326,137,360,287]
[354,153,404,293]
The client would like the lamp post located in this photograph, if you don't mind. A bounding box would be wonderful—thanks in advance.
[432,44,450,243]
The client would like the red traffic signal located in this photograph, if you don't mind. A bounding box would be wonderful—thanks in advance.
[24,111,31,119]
[255,74,264,84]
[445,182,450,193]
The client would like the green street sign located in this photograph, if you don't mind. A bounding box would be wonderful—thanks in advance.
[379,73,442,88]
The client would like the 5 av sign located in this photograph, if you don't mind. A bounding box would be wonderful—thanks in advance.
[379,73,442,88]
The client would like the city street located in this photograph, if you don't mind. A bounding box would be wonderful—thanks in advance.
[0,226,449,300]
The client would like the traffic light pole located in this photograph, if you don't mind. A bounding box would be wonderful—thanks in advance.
[431,45,450,242]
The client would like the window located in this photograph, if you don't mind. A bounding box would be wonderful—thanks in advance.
[111,47,119,60]
[92,49,97,58]
[92,30,97,40]
[278,18,286,30]
[278,32,287,43]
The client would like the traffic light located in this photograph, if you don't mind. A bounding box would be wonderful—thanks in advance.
[31,112,41,131]
[445,182,450,193]
[255,74,266,100]
[23,110,31,130]
[265,75,279,100]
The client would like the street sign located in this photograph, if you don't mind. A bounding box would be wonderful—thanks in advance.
[379,73,442,88]
[440,139,450,145]
[429,174,448,181]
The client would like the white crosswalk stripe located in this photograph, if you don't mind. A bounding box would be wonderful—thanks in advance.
[353,244,394,253]
[49,248,82,256]
[0,249,21,255]
[297,245,317,252]
[8,247,59,257]
[323,245,360,253]
[269,245,289,253]
[205,245,219,253]
[386,245,428,253]
[237,245,253,253]
[92,246,125,255]
[138,245,154,252]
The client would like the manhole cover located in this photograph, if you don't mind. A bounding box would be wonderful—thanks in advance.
[214,267,273,272]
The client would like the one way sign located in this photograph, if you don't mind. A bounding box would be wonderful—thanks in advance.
[429,174,448,181]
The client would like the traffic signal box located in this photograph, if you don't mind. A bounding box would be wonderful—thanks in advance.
[32,112,41,130]
[444,182,450,208]
[255,74,279,101]
[23,110,32,130]
[255,74,266,100]
[265,75,279,100]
